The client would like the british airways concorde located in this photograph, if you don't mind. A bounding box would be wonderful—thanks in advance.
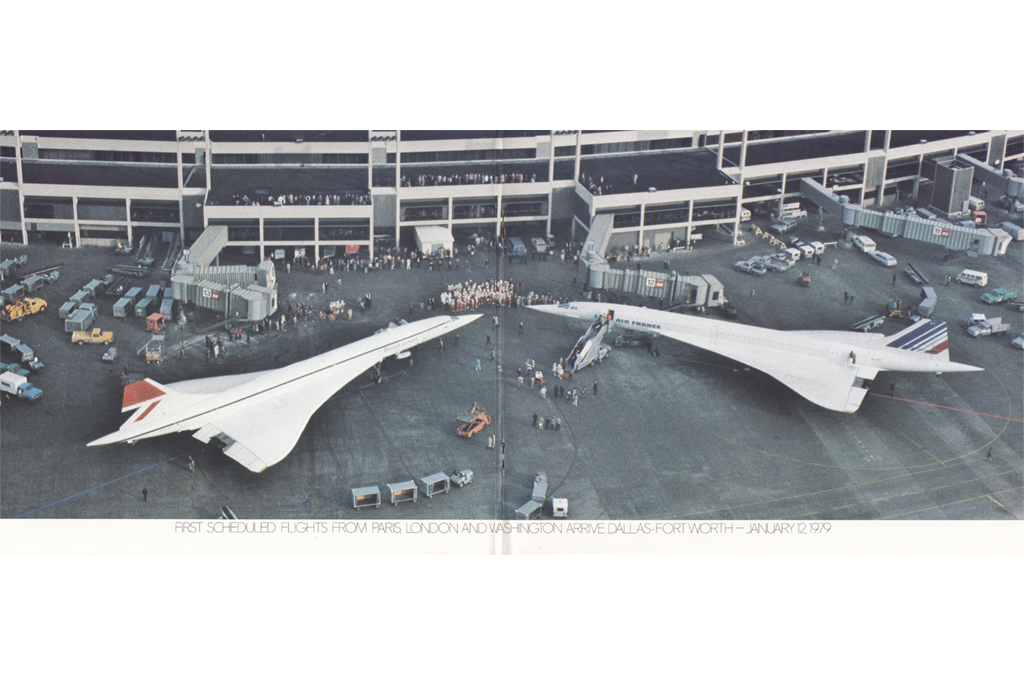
[530,302,981,413]
[88,315,480,472]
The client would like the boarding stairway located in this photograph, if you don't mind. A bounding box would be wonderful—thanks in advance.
[565,314,612,372]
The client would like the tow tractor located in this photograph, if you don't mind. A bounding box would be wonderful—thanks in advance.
[456,402,491,438]
[797,272,811,287]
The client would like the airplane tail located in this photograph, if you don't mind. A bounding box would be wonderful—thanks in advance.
[883,319,950,361]
[119,378,210,430]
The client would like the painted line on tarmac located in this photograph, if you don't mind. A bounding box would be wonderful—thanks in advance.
[871,393,1024,423]
[13,453,186,519]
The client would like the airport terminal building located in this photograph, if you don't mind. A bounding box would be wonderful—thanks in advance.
[2,129,1021,263]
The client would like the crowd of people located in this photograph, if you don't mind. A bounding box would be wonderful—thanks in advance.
[400,171,545,187]
[223,191,371,206]
[437,280,568,312]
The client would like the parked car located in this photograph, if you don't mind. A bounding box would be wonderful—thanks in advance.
[758,256,791,272]
[869,251,897,267]
[1012,335,1024,350]
[734,259,766,276]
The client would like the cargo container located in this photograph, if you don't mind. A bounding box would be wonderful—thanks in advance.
[59,301,79,319]
[113,297,133,318]
[83,279,104,297]
[146,284,162,299]
[134,298,155,318]
[124,287,143,304]
[64,307,96,332]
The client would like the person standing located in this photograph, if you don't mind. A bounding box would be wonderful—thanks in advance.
[593,381,598,396]
[475,358,482,371]
[142,487,149,502]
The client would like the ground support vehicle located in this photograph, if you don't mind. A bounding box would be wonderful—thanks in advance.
[2,297,46,322]
[981,288,1018,305]
[797,272,811,287]
[456,403,490,438]
[0,371,42,401]
[450,469,474,487]
[968,318,1009,338]
[71,328,113,346]
[734,259,766,276]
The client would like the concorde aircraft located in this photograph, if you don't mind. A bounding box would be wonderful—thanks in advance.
[530,302,981,413]
[88,315,480,472]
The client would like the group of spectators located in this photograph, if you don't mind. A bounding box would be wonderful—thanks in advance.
[440,279,517,311]
[225,192,371,206]
[400,171,544,187]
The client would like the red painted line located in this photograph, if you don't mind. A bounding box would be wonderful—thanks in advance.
[872,393,1024,423]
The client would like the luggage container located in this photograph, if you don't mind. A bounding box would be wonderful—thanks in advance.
[532,471,548,503]
[64,308,96,332]
[552,498,568,518]
[22,275,45,293]
[69,290,91,306]
[113,297,132,318]
[83,279,104,297]
[351,486,382,509]
[919,286,938,317]
[146,284,162,299]
[387,480,418,505]
[851,316,886,332]
[515,500,542,520]
[59,301,79,319]
[419,472,450,498]
[159,298,174,318]
[134,298,155,317]
[3,284,25,304]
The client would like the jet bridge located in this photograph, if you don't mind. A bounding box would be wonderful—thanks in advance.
[565,312,612,372]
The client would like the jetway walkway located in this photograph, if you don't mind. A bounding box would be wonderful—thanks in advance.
[799,178,1011,257]
[955,154,1024,200]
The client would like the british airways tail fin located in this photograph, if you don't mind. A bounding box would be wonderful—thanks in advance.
[883,319,950,361]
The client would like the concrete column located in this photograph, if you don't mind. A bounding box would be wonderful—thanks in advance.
[126,198,133,246]
[864,130,871,153]
[394,130,401,251]
[546,130,555,240]
[72,197,81,247]
[573,131,581,183]
[496,193,503,240]
[778,172,788,215]
[314,216,319,263]
[912,154,923,200]
[739,130,748,169]
[716,130,724,169]
[368,130,374,191]
[259,216,265,261]
[14,130,28,244]
[734,195,743,245]
[883,130,891,152]
[448,196,453,235]
[203,132,212,191]
[686,201,693,248]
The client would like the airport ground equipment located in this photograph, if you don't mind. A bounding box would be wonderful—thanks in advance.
[981,288,1018,305]
[552,498,568,518]
[146,313,168,332]
[515,500,542,520]
[797,272,811,287]
[0,362,29,376]
[2,297,46,322]
[450,469,474,487]
[72,328,113,346]
[566,312,612,372]
[968,318,1009,338]
[918,287,938,318]
[904,263,929,285]
[1,334,37,363]
[851,316,886,332]
[0,371,42,402]
[138,335,164,363]
[102,347,118,363]
[456,402,491,438]
[532,472,548,503]
[387,480,418,505]
[419,472,450,498]
[2,284,25,304]
[351,486,382,509]
[65,307,96,332]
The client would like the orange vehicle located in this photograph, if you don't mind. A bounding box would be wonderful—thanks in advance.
[456,402,491,438]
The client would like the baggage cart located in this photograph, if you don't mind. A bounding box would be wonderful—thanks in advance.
[531,471,548,503]
[387,480,418,505]
[552,498,568,518]
[419,472,450,498]
[515,500,542,520]
[351,486,382,509]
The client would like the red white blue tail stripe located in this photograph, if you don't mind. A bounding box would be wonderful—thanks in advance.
[885,319,949,356]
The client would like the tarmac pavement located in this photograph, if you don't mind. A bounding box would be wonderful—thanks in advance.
[1,213,1021,521]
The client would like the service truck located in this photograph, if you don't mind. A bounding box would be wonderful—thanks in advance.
[968,318,1010,338]
[0,370,43,402]
[71,328,113,346]
[2,297,46,322]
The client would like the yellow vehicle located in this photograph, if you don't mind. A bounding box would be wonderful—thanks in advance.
[71,328,113,346]
[456,402,491,438]
[2,297,47,322]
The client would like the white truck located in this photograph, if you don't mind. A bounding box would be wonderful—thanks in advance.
[0,370,43,402]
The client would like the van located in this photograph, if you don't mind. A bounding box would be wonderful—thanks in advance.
[739,208,752,222]
[968,196,985,211]
[955,269,988,288]
[769,218,797,235]
[529,237,548,254]
[782,247,802,262]
[508,237,527,256]
[851,235,876,252]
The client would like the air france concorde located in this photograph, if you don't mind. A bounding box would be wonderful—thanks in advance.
[530,302,981,413]
[89,315,480,472]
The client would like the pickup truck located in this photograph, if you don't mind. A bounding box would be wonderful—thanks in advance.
[980,287,1019,305]
[968,318,1010,338]
[2,297,46,322]
[71,328,113,346]
[0,370,43,401]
